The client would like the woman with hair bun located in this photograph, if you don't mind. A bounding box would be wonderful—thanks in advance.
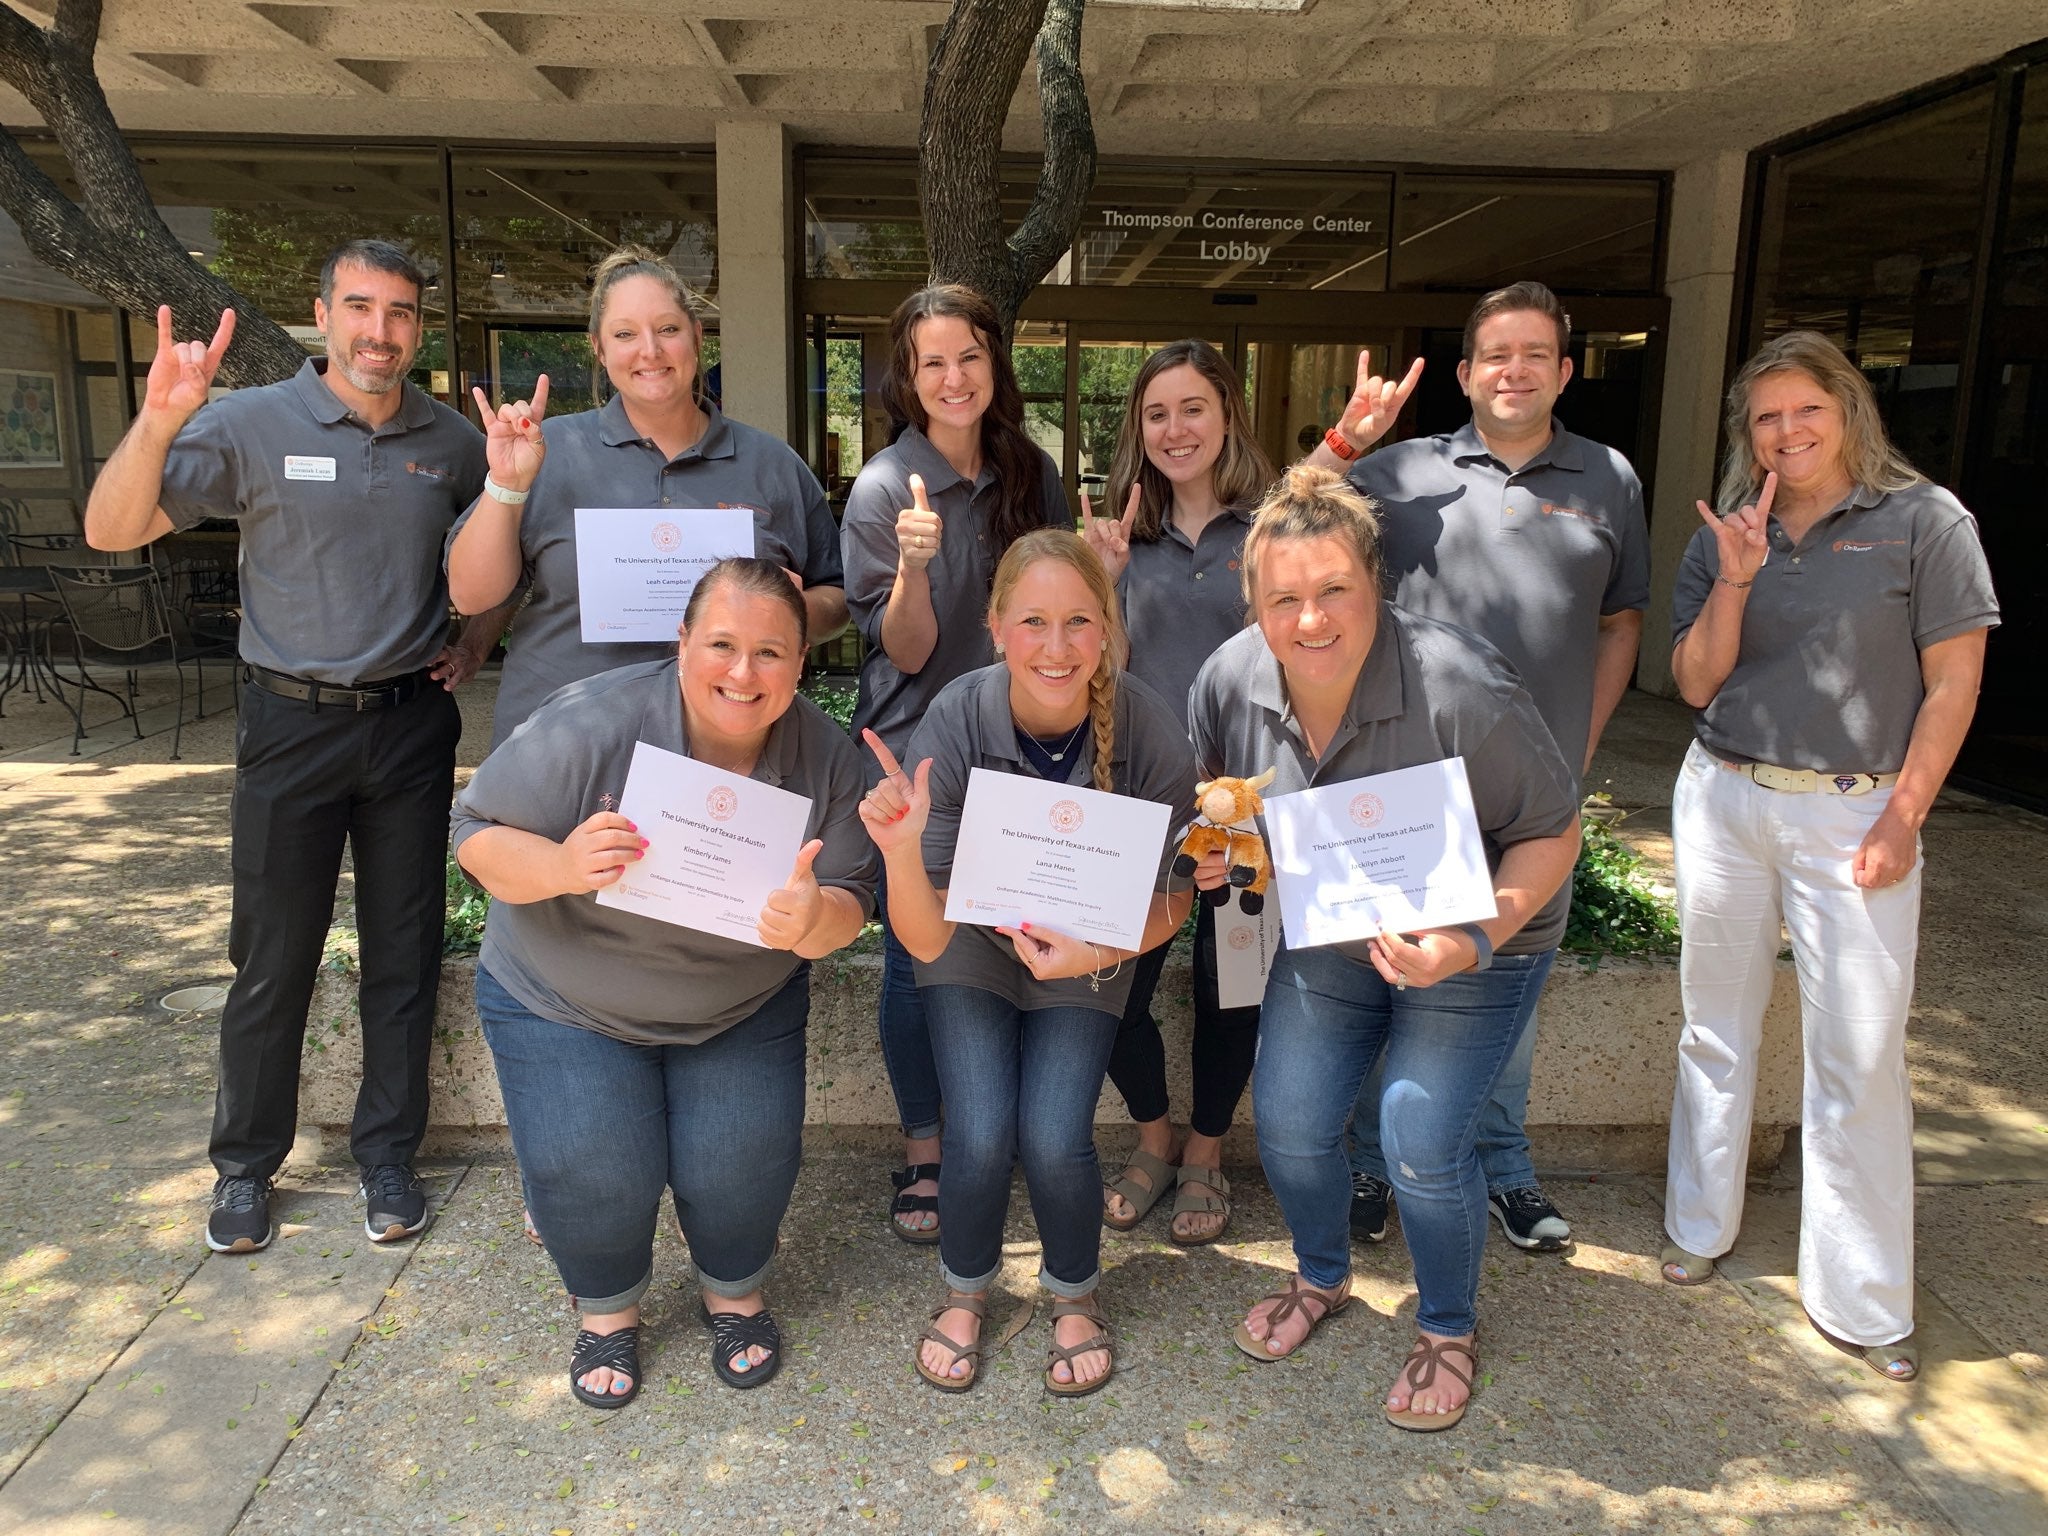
[1188,465,1581,1431]
[449,244,847,749]
[1661,331,1998,1384]
[860,528,1195,1397]
[840,284,1070,1247]
[1082,338,1276,1247]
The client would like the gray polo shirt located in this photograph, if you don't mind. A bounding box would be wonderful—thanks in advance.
[906,664,1198,1014]
[1672,480,1999,774]
[452,397,844,747]
[1120,505,1253,725]
[1187,607,1579,959]
[157,359,485,685]
[842,427,1069,783]
[450,658,876,1046]
[1349,420,1649,780]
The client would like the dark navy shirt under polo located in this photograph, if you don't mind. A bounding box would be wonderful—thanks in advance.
[906,663,1198,1014]
[1187,606,1579,960]
[451,658,876,1046]
[1119,504,1253,727]
[452,396,844,747]
[1672,481,1999,774]
[842,426,1069,784]
[1349,420,1649,782]
[157,359,486,686]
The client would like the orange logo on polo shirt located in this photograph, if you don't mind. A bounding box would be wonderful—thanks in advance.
[1350,793,1384,829]
[717,501,770,518]
[652,522,683,553]
[1049,800,1085,834]
[1832,538,1907,553]
[405,461,453,480]
[1540,501,1596,523]
[706,786,739,821]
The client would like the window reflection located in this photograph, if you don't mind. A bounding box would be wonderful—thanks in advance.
[1391,176,1659,294]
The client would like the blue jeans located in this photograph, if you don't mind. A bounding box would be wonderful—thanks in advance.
[876,867,943,1140]
[477,963,808,1313]
[1348,1001,1547,1195]
[922,985,1117,1298]
[1255,944,1555,1338]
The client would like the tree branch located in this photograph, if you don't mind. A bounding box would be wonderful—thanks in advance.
[1008,0,1096,300]
[0,0,305,385]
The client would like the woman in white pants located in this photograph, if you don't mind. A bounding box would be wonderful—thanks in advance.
[1663,330,1998,1383]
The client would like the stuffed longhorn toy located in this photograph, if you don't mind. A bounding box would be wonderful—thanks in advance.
[1170,768,1278,914]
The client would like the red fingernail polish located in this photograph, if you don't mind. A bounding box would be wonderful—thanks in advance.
[519,417,531,430]
[1020,921,1031,932]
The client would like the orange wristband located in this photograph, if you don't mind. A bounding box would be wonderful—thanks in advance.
[1323,425,1361,462]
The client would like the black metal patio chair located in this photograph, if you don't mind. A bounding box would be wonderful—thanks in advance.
[45,564,235,759]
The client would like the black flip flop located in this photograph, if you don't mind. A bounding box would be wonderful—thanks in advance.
[568,1325,641,1410]
[698,1302,783,1390]
[889,1162,941,1245]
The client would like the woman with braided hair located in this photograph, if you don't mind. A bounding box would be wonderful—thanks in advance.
[859,528,1197,1397]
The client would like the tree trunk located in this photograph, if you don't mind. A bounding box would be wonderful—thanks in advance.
[919,0,1097,338]
[0,0,306,386]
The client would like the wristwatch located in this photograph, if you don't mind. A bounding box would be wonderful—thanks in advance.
[1322,424,1362,462]
[1456,922,1494,971]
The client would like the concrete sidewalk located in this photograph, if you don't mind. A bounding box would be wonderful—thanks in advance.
[1,676,2043,1535]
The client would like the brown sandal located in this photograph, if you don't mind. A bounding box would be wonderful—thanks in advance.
[914,1294,987,1393]
[1102,1149,1176,1231]
[1043,1295,1115,1397]
[1232,1274,1351,1362]
[1168,1164,1231,1247]
[1384,1335,1477,1432]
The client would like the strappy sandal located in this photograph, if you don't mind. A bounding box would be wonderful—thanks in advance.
[1385,1334,1478,1432]
[1232,1274,1351,1362]
[1043,1295,1115,1398]
[567,1325,641,1410]
[1102,1148,1176,1231]
[1660,1243,1717,1285]
[1168,1164,1232,1247]
[915,1293,987,1393]
[697,1301,783,1390]
[889,1162,941,1245]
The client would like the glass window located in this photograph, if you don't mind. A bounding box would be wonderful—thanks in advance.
[1750,86,1997,479]
[1390,175,1660,294]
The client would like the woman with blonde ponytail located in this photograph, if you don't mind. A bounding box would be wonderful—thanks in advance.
[858,529,1196,1398]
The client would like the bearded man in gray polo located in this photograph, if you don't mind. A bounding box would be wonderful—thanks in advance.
[1304,280,1650,1255]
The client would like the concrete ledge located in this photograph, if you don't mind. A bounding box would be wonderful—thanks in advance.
[303,946,1802,1174]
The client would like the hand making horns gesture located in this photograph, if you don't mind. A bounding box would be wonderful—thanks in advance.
[144,305,237,426]
[1079,484,1141,584]
[757,839,827,951]
[896,473,943,573]
[1693,471,1776,588]
[858,729,933,855]
[1333,353,1425,456]
[470,374,550,494]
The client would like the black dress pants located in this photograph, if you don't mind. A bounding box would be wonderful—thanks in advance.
[209,680,461,1180]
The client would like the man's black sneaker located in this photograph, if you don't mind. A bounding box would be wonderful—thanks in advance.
[206,1175,276,1254]
[361,1165,430,1243]
[1349,1172,1392,1243]
[1489,1186,1572,1252]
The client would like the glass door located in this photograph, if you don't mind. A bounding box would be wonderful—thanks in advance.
[1238,330,1410,467]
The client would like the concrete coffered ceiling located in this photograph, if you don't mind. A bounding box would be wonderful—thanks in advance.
[0,0,2042,168]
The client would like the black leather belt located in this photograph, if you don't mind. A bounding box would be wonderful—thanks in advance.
[242,664,429,710]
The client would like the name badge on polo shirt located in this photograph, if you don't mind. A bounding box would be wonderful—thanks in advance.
[284,455,337,482]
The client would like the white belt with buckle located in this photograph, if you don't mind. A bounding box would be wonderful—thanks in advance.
[1729,760,1899,795]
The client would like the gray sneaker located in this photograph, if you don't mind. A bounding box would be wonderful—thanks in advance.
[206,1175,276,1254]
[361,1164,429,1243]
[1489,1186,1572,1252]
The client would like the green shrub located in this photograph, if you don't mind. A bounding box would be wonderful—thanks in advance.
[1564,812,1679,958]
[445,854,491,955]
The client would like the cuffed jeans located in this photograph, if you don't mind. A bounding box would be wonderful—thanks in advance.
[1347,1004,1545,1196]
[1256,943,1555,1338]
[876,867,943,1140]
[1105,902,1260,1138]
[1666,741,1920,1346]
[922,985,1117,1299]
[477,963,808,1314]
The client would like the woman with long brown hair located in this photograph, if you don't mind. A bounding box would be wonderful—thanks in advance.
[859,528,1195,1397]
[840,284,1070,1247]
[1081,338,1276,1246]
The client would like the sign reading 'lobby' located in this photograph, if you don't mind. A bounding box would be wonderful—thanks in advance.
[1100,208,1374,268]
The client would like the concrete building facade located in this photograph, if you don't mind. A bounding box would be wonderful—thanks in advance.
[1,1,2042,797]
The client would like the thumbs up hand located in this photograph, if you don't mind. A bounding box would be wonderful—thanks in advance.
[896,474,944,573]
[757,838,826,951]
